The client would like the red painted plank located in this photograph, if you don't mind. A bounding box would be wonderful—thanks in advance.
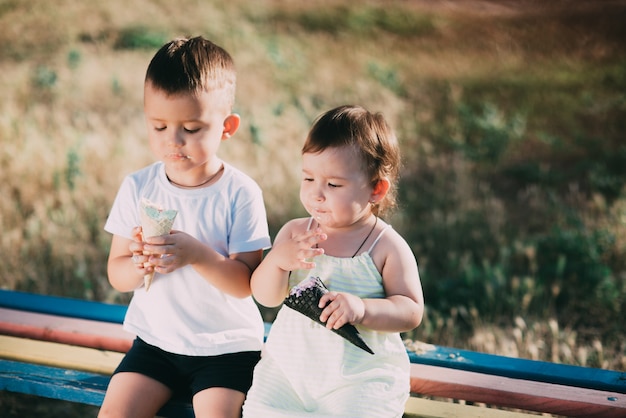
[0,308,133,352]
[407,346,626,394]
[410,363,626,418]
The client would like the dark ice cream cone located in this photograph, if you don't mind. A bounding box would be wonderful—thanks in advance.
[283,276,374,354]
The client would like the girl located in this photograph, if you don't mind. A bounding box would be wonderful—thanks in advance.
[243,105,424,417]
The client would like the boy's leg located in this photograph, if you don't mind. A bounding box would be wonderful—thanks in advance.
[188,350,260,418]
[98,372,172,418]
[193,387,246,418]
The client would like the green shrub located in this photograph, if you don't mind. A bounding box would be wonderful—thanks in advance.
[114,26,168,50]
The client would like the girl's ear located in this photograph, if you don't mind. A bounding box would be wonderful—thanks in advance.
[222,113,241,139]
[370,178,390,204]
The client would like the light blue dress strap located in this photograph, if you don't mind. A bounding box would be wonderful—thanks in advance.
[366,224,392,254]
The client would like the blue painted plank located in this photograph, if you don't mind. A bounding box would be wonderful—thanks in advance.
[0,290,126,324]
[0,359,194,417]
[0,358,109,405]
[408,346,626,394]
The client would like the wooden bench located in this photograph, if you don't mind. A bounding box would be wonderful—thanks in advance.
[1,289,624,417]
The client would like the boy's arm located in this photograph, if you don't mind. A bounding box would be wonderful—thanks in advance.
[107,233,146,292]
[189,246,263,298]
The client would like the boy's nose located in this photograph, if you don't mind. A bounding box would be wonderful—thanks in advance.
[170,129,186,146]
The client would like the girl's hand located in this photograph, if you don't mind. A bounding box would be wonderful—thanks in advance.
[318,291,365,330]
[270,227,326,272]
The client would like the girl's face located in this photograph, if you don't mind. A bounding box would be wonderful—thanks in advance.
[300,145,374,229]
[143,82,238,185]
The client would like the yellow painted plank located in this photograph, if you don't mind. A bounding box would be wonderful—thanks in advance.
[403,397,536,417]
[0,335,122,374]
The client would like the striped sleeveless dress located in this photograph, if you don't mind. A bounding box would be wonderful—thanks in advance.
[242,219,410,418]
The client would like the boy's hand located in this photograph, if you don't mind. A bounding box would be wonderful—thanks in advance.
[129,226,152,275]
[318,291,365,330]
[141,230,199,275]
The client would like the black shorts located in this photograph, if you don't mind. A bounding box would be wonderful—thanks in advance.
[113,337,261,396]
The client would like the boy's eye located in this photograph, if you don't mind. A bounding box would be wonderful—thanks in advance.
[184,128,201,134]
[328,182,340,188]
[154,126,166,132]
[303,177,313,182]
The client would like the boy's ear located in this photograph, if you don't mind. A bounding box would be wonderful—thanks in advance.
[371,178,390,204]
[222,113,241,139]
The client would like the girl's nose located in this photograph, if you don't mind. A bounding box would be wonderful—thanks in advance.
[313,187,325,202]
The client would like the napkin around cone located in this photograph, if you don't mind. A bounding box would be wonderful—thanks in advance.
[283,276,374,354]
[139,198,178,291]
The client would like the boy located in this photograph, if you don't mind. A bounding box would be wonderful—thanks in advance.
[99,36,270,418]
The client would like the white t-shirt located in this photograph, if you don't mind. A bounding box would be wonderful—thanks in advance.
[104,161,271,356]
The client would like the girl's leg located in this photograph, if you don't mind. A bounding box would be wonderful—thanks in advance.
[98,372,172,418]
[193,387,246,418]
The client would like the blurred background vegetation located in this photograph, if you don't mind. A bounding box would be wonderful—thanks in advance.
[1,0,625,415]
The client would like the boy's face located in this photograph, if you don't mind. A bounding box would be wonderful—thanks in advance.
[143,82,238,184]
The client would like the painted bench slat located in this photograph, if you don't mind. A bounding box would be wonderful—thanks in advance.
[0,359,194,418]
[0,308,133,352]
[2,289,625,417]
[408,346,626,395]
[5,289,622,396]
[0,335,123,375]
[0,289,126,324]
[4,332,625,417]
[403,397,539,418]
[410,363,626,418]
[1,358,535,418]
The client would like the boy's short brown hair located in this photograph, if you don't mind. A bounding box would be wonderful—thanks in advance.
[145,36,236,107]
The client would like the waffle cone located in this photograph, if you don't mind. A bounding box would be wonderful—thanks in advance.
[283,276,374,354]
[139,198,178,291]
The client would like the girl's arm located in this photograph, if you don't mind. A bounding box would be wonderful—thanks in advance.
[251,219,326,307]
[320,229,424,333]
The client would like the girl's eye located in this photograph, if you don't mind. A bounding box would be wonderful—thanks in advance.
[328,182,340,188]
[303,177,314,182]
[154,126,166,132]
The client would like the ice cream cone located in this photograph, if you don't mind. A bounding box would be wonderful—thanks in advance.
[283,276,374,354]
[139,198,178,291]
